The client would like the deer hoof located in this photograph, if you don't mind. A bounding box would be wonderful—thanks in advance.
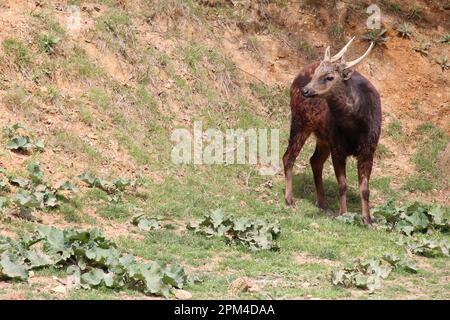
[324,208,336,217]
[285,198,296,208]
[315,202,334,216]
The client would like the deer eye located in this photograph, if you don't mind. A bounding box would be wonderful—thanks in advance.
[326,76,335,82]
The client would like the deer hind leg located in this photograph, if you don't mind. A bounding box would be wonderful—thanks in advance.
[310,141,331,211]
[331,153,348,215]
[357,156,374,225]
[283,123,310,206]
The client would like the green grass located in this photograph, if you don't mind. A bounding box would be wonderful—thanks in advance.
[386,119,403,140]
[2,87,34,113]
[329,25,345,41]
[111,183,447,299]
[250,83,289,115]
[93,8,135,58]
[389,3,402,13]
[64,47,104,79]
[2,38,32,67]
[375,143,391,159]
[294,40,317,59]
[85,87,112,110]
[79,107,95,126]
[246,36,262,56]
[116,133,152,165]
[182,41,206,75]
[51,129,103,166]
[403,123,449,192]
[98,202,132,221]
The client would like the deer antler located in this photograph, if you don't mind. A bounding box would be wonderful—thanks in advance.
[342,42,375,69]
[330,36,355,62]
[323,46,331,61]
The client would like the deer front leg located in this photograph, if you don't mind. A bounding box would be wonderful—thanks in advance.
[310,141,331,211]
[283,125,310,207]
[357,156,374,225]
[331,153,347,215]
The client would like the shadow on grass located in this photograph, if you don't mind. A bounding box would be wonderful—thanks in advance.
[292,172,360,213]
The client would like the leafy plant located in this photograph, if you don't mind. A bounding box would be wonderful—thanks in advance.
[131,213,162,231]
[390,3,401,13]
[336,212,365,226]
[188,209,280,251]
[396,22,413,38]
[1,163,77,215]
[435,56,449,71]
[331,255,416,293]
[400,238,449,257]
[440,33,450,44]
[382,254,418,273]
[3,123,44,153]
[38,33,61,54]
[0,225,192,297]
[371,199,449,236]
[408,6,423,20]
[78,172,134,194]
[332,258,390,293]
[362,28,389,47]
[413,40,431,56]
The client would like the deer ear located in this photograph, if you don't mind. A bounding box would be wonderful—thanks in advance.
[342,68,354,80]
[339,57,353,80]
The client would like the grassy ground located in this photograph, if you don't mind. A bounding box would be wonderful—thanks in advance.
[0,0,448,300]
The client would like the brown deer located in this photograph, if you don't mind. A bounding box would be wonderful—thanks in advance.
[283,38,381,225]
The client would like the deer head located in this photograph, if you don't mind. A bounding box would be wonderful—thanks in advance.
[301,38,374,98]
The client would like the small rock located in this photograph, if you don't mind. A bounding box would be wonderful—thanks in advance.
[229,277,251,295]
[309,222,320,230]
[228,277,260,295]
[51,285,67,295]
[175,289,193,300]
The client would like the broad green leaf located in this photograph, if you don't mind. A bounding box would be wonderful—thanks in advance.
[6,135,33,150]
[137,218,160,232]
[27,248,55,268]
[113,178,131,191]
[9,176,30,188]
[406,211,430,231]
[103,272,115,287]
[34,139,45,151]
[77,172,96,185]
[27,163,44,184]
[81,268,106,286]
[14,189,40,208]
[56,180,78,192]
[37,225,66,253]
[336,212,364,226]
[0,253,28,280]
[188,209,280,251]
[382,254,418,273]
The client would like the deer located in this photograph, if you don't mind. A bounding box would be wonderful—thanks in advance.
[282,37,381,225]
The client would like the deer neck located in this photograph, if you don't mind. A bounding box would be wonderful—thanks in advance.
[324,82,358,115]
